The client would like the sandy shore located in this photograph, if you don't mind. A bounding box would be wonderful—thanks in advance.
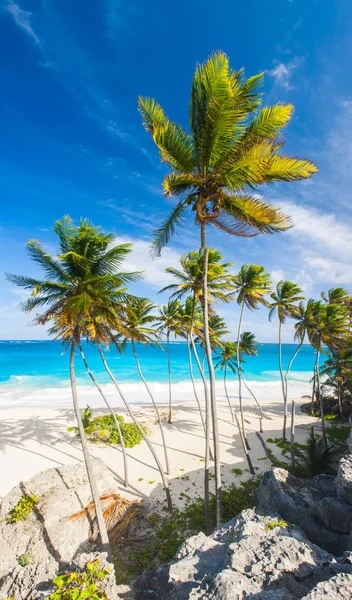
[0,379,318,505]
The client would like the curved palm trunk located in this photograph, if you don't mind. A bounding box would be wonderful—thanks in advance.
[311,369,316,416]
[284,339,304,410]
[79,343,128,488]
[98,344,172,511]
[290,400,296,474]
[224,365,235,422]
[278,321,287,441]
[201,223,221,529]
[236,300,250,449]
[189,292,214,463]
[315,346,327,448]
[132,339,170,475]
[242,377,264,433]
[70,341,110,555]
[190,334,214,464]
[166,332,172,424]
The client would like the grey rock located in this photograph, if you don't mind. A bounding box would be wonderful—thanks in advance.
[301,572,352,599]
[0,559,58,600]
[318,497,352,533]
[336,455,352,505]
[348,429,352,454]
[256,468,348,554]
[0,458,119,581]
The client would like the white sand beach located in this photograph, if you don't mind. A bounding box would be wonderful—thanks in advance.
[0,379,317,504]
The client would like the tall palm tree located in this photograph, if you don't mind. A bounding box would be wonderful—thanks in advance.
[122,298,170,475]
[234,264,272,444]
[284,301,309,407]
[6,216,140,554]
[156,299,182,424]
[320,348,352,418]
[214,341,255,474]
[269,281,304,439]
[307,301,349,447]
[237,331,265,433]
[139,51,317,527]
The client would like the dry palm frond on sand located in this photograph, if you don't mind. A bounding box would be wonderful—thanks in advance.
[69,493,139,543]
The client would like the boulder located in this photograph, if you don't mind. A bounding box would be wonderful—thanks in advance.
[256,468,349,554]
[336,455,352,505]
[301,572,352,599]
[318,497,352,533]
[132,509,350,599]
[0,459,119,586]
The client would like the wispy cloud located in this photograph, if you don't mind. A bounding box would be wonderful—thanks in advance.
[268,57,303,90]
[2,0,41,46]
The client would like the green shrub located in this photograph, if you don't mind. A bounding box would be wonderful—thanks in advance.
[231,468,243,476]
[48,559,110,599]
[68,406,147,448]
[18,553,31,567]
[114,476,260,584]
[264,518,288,531]
[6,495,40,523]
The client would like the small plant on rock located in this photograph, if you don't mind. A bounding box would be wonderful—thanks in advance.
[6,495,40,523]
[264,519,288,531]
[48,559,110,599]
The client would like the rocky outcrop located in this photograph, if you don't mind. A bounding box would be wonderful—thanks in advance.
[131,509,352,599]
[301,572,352,599]
[256,468,350,555]
[336,455,352,505]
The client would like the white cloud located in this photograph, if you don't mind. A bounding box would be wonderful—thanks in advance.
[3,1,41,46]
[271,269,285,286]
[268,58,302,90]
[113,235,182,289]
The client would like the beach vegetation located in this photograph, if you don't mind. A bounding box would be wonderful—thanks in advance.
[264,518,288,531]
[139,50,317,530]
[48,559,110,600]
[68,406,146,448]
[6,494,40,523]
[114,476,259,583]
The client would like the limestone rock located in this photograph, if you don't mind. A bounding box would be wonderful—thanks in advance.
[318,497,352,533]
[0,459,119,586]
[301,572,352,599]
[336,455,352,505]
[256,468,348,554]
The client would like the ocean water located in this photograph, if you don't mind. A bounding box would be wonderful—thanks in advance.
[0,340,317,395]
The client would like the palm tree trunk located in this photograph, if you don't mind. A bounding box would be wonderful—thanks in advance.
[79,343,128,488]
[201,222,221,529]
[236,300,250,449]
[290,400,296,474]
[242,377,264,433]
[166,331,172,424]
[190,334,214,463]
[98,344,173,510]
[132,339,170,475]
[224,365,235,422]
[315,346,327,448]
[311,369,316,415]
[70,341,110,555]
[278,321,287,441]
[337,380,343,419]
[234,413,254,474]
[187,338,207,431]
[284,339,304,406]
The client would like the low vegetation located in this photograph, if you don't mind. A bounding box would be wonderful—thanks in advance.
[48,559,110,600]
[114,477,259,583]
[6,495,40,524]
[264,518,288,531]
[68,406,147,448]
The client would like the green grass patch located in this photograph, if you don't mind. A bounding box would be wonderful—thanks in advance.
[264,518,288,531]
[231,468,243,476]
[6,495,40,524]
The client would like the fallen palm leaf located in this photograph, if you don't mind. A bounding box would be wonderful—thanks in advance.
[68,493,139,542]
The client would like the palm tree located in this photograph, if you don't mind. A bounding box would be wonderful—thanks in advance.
[284,301,309,407]
[234,264,272,445]
[307,301,349,447]
[156,299,182,423]
[139,51,317,527]
[320,348,352,418]
[122,298,170,474]
[269,281,304,439]
[6,216,140,554]
[237,331,265,433]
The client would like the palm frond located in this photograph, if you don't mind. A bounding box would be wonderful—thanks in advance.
[151,200,188,256]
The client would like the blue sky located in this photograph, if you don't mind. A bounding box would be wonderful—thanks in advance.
[1,0,352,342]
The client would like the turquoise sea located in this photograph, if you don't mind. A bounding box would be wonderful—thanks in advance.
[0,340,317,393]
